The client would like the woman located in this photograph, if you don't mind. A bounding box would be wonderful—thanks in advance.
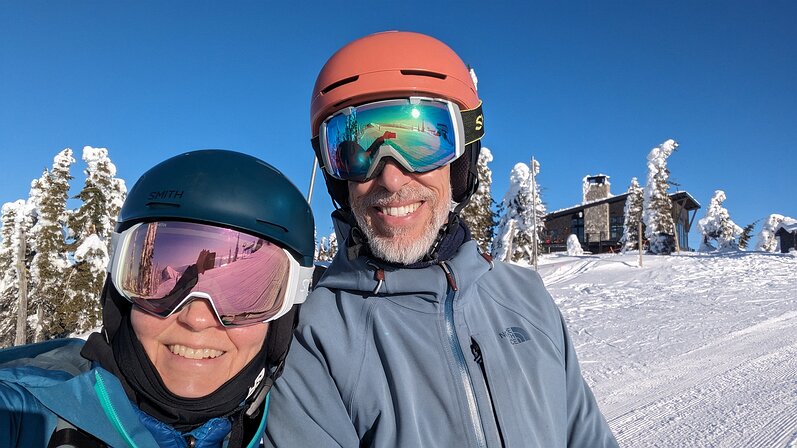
[0,149,315,447]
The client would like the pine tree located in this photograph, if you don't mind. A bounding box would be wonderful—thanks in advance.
[0,200,26,347]
[460,147,497,253]
[29,148,75,340]
[620,178,644,252]
[325,232,338,261]
[492,160,546,262]
[642,139,678,254]
[738,220,758,250]
[697,190,743,251]
[528,158,546,256]
[315,236,328,262]
[315,232,338,262]
[66,147,127,333]
[755,214,784,252]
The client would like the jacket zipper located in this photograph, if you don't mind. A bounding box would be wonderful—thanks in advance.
[439,261,488,448]
[471,340,505,447]
[93,371,139,448]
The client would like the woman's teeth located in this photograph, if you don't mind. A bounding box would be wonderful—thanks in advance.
[380,202,420,217]
[168,344,224,359]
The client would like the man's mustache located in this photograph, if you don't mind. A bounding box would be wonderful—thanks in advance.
[358,186,436,208]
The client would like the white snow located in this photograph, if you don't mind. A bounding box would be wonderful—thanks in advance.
[756,214,785,252]
[73,233,109,275]
[776,217,797,233]
[696,190,742,251]
[527,250,797,447]
[566,234,584,256]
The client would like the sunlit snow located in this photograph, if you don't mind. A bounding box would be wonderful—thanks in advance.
[527,250,797,447]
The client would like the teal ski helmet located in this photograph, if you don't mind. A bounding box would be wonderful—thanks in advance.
[117,149,314,267]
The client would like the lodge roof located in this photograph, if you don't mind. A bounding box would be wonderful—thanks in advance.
[545,190,701,221]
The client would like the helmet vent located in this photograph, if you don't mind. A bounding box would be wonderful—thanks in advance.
[321,75,360,95]
[400,69,446,80]
[256,218,289,234]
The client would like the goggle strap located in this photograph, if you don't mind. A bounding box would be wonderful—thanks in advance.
[461,101,485,145]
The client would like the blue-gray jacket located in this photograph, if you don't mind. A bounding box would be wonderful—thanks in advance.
[265,239,618,447]
[0,338,263,447]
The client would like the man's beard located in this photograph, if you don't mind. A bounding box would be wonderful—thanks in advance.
[351,185,451,265]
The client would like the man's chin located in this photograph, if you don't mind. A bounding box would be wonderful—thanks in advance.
[369,237,427,264]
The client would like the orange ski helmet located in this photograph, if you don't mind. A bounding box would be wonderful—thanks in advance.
[310,31,484,209]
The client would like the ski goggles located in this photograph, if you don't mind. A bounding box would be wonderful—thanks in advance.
[313,97,484,182]
[108,221,313,327]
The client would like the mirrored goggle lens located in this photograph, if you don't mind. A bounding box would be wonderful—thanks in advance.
[114,221,291,326]
[321,99,460,181]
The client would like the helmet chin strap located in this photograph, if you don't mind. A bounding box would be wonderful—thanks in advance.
[424,211,461,262]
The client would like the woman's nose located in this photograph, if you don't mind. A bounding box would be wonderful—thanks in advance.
[176,299,221,330]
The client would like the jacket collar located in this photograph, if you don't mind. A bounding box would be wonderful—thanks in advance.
[321,213,491,301]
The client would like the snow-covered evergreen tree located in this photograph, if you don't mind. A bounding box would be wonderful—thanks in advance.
[12,173,48,344]
[697,190,742,251]
[642,139,678,254]
[460,147,497,253]
[0,200,26,347]
[755,214,784,252]
[315,236,328,262]
[315,232,338,262]
[620,177,644,252]
[29,148,75,340]
[66,147,127,333]
[492,160,546,262]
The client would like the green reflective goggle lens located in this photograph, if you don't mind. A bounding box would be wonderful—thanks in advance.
[319,97,465,182]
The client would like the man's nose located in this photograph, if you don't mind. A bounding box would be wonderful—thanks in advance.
[375,159,412,192]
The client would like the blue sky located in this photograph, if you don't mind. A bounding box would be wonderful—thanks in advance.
[2,1,795,247]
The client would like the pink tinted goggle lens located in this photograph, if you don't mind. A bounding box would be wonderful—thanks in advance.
[113,221,290,326]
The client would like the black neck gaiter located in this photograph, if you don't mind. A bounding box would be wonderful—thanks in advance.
[342,209,472,269]
[107,315,268,431]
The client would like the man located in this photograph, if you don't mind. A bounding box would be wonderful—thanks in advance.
[266,31,618,447]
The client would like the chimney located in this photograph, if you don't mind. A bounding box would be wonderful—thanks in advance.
[582,174,611,203]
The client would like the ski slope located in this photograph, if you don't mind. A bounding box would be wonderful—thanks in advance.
[535,251,797,447]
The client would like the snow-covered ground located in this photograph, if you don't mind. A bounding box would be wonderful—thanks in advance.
[534,251,797,447]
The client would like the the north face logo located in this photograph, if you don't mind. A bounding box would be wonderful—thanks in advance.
[499,327,530,345]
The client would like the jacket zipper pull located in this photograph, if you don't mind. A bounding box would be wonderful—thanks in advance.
[471,340,483,364]
[184,435,196,447]
[367,261,385,294]
[438,261,458,291]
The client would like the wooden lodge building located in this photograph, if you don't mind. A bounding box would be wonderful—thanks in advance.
[543,175,701,253]
[775,218,797,253]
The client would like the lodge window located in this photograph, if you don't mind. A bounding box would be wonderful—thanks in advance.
[571,215,584,242]
[610,215,624,240]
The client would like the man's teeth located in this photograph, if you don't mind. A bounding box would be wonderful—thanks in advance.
[380,203,420,217]
[168,344,224,360]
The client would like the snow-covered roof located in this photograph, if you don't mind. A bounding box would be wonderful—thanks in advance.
[545,190,700,220]
[775,217,797,233]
